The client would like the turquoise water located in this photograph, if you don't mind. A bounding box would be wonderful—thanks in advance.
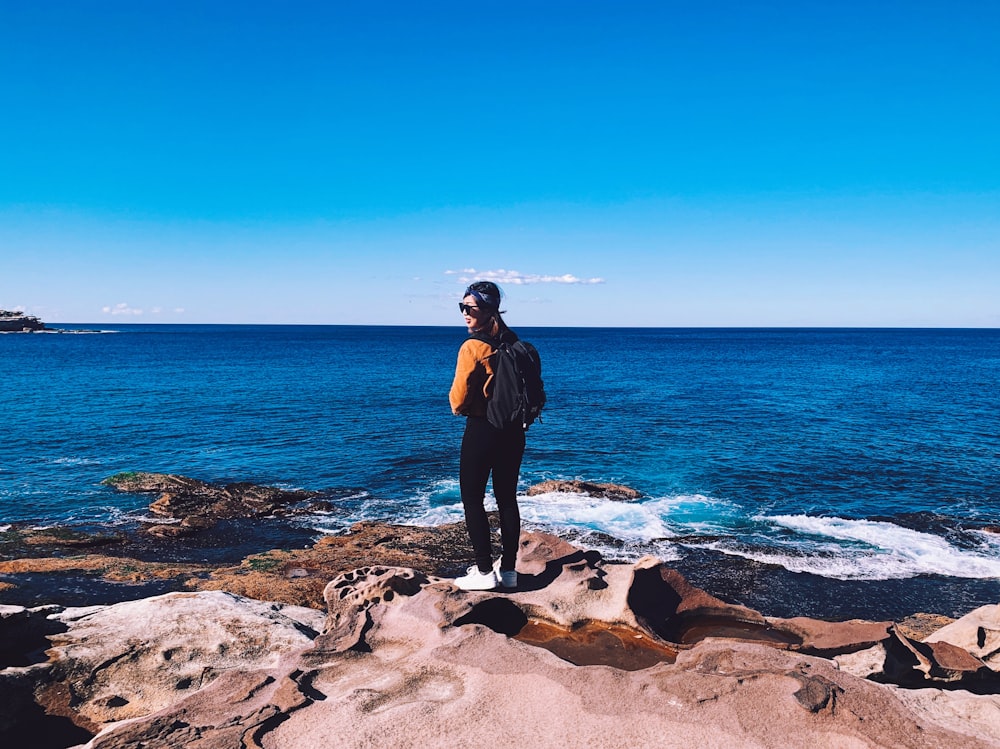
[3,325,999,617]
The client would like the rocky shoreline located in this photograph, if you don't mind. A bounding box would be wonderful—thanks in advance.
[4,533,1000,747]
[0,474,998,746]
[3,473,995,622]
[3,474,1000,746]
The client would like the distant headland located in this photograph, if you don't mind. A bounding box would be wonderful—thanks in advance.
[0,309,47,332]
[0,310,107,334]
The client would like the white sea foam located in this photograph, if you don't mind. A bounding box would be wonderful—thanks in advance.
[339,490,372,502]
[131,514,181,525]
[404,489,731,544]
[409,505,466,526]
[398,488,692,564]
[564,532,684,564]
[0,525,10,532]
[314,526,352,536]
[51,457,104,466]
[303,483,1000,582]
[414,478,461,505]
[971,529,1000,553]
[518,491,675,540]
[711,514,1000,581]
[520,491,738,540]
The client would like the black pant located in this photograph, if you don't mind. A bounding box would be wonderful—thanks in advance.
[460,416,526,573]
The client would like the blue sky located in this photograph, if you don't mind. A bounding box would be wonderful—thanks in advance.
[1,1,997,327]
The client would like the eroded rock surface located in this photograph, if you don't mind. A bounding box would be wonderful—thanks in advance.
[86,552,1000,747]
[44,591,325,727]
[5,534,1000,748]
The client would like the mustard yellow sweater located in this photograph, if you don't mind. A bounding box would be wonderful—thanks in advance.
[449,338,495,417]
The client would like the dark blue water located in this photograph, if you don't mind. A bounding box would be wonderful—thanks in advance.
[3,325,1000,616]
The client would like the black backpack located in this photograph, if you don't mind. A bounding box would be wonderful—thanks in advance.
[473,332,547,431]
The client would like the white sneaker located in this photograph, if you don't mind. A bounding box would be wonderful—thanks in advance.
[454,566,497,591]
[493,559,517,589]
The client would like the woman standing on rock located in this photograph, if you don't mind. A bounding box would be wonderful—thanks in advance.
[449,281,523,591]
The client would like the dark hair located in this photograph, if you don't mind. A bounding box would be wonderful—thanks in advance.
[464,281,503,313]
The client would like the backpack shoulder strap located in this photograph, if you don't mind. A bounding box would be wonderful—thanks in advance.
[469,331,497,346]
[471,327,517,346]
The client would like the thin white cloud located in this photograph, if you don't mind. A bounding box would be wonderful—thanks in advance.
[446,268,604,285]
[102,302,143,316]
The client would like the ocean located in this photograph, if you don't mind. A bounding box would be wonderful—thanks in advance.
[3,325,999,620]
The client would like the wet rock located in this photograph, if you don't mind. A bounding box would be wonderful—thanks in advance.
[526,479,641,500]
[0,525,125,558]
[0,518,477,611]
[103,472,323,532]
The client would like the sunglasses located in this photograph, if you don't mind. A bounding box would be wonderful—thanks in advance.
[458,303,483,315]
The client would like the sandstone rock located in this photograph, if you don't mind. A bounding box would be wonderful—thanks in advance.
[890,686,1000,746]
[76,557,1000,749]
[42,590,325,729]
[897,611,957,640]
[834,642,889,680]
[627,557,771,640]
[883,624,1000,689]
[526,479,641,500]
[193,519,476,609]
[314,565,431,653]
[9,533,1000,748]
[923,604,1000,666]
[77,666,315,749]
[771,616,891,657]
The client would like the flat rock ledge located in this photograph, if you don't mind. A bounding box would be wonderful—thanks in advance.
[3,534,1000,748]
[527,479,642,500]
